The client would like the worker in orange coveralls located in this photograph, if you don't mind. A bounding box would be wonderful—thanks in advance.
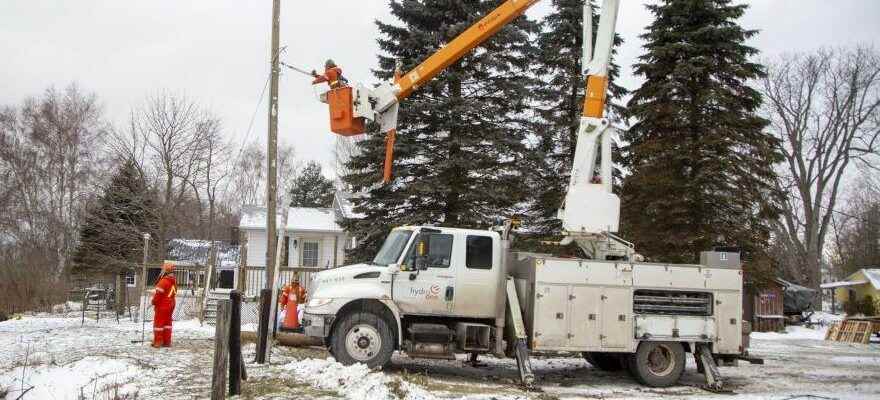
[311,59,347,89]
[151,260,177,348]
[279,274,307,332]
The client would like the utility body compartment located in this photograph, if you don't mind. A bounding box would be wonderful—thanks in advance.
[507,253,743,355]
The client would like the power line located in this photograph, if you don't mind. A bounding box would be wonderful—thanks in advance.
[235,72,271,163]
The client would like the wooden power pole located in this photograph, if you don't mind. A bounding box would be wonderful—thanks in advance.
[257,0,281,364]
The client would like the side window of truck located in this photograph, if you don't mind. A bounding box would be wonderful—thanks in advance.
[466,236,493,270]
[406,233,454,268]
[427,234,453,268]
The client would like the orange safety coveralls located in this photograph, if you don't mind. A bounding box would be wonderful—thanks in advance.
[280,282,307,330]
[152,273,177,347]
[312,66,345,89]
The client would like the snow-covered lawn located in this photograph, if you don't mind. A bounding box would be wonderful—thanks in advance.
[2,313,879,399]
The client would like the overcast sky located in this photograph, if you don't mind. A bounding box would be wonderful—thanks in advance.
[2,1,878,176]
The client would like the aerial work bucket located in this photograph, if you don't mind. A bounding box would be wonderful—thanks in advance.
[326,87,365,136]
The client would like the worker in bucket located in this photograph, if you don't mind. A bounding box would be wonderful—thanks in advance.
[279,274,307,332]
[151,260,177,348]
[311,59,347,89]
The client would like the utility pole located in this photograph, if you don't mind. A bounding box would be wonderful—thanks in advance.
[257,0,281,364]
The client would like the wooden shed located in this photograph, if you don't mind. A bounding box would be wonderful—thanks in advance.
[744,279,785,332]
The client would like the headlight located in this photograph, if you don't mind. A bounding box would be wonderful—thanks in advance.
[308,298,334,308]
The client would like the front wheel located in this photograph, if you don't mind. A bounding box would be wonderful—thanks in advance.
[329,310,394,369]
[627,341,685,387]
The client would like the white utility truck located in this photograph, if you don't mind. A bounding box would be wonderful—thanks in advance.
[303,0,758,390]
[302,225,748,389]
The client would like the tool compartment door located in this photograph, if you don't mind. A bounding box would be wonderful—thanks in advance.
[714,291,742,354]
[532,283,569,348]
[601,287,633,350]
[567,286,602,349]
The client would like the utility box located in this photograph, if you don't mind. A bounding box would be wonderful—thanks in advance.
[700,251,740,269]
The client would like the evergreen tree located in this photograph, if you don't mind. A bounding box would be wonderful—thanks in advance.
[289,161,335,208]
[341,0,538,261]
[526,0,627,235]
[620,0,780,264]
[73,160,158,274]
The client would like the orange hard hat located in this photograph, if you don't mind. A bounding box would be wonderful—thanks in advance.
[161,260,175,272]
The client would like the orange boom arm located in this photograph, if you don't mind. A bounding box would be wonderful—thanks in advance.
[393,0,541,101]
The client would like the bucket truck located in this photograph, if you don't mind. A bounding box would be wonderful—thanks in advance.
[302,0,757,390]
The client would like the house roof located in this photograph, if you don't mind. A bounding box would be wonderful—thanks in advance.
[287,207,342,232]
[239,205,285,230]
[166,239,240,269]
[861,268,880,289]
[821,268,880,290]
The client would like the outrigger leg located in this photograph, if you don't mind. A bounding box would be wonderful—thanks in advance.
[695,343,729,393]
[505,277,535,388]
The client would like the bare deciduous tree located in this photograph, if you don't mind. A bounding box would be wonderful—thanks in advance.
[131,92,214,256]
[225,141,298,211]
[830,170,880,278]
[760,46,880,288]
[0,84,107,278]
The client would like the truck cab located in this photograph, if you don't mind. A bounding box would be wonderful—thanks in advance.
[302,226,506,365]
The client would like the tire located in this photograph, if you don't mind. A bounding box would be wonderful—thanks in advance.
[627,341,685,387]
[330,309,394,369]
[583,352,626,371]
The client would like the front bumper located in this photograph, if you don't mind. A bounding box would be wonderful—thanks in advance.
[301,313,334,339]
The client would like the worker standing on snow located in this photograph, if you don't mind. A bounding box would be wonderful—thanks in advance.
[151,260,177,348]
[279,274,307,332]
[311,59,347,89]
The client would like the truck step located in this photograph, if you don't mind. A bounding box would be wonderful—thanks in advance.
[456,323,492,351]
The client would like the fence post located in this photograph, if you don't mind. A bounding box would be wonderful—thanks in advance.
[228,291,243,396]
[237,232,248,294]
[255,289,271,364]
[211,299,230,400]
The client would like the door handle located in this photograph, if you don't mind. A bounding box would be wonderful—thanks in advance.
[438,275,454,279]
[445,286,454,301]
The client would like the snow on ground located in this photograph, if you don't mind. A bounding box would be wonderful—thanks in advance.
[2,312,879,399]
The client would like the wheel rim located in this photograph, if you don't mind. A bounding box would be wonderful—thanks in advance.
[646,344,676,376]
[345,324,381,362]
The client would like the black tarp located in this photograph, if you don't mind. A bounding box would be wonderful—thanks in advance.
[777,279,818,314]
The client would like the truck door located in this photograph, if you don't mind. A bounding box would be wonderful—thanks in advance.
[392,232,456,316]
[453,234,499,318]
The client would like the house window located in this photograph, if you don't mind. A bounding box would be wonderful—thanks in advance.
[302,241,320,267]
[125,270,136,287]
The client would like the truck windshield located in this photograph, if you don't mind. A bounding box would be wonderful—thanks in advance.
[372,230,413,266]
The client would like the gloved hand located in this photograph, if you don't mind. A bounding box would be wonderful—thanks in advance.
[311,69,318,77]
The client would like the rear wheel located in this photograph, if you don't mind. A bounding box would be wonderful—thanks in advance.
[627,341,685,387]
[330,310,394,369]
[583,352,626,371]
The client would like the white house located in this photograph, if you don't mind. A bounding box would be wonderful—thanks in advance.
[238,201,353,269]
[239,206,285,267]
